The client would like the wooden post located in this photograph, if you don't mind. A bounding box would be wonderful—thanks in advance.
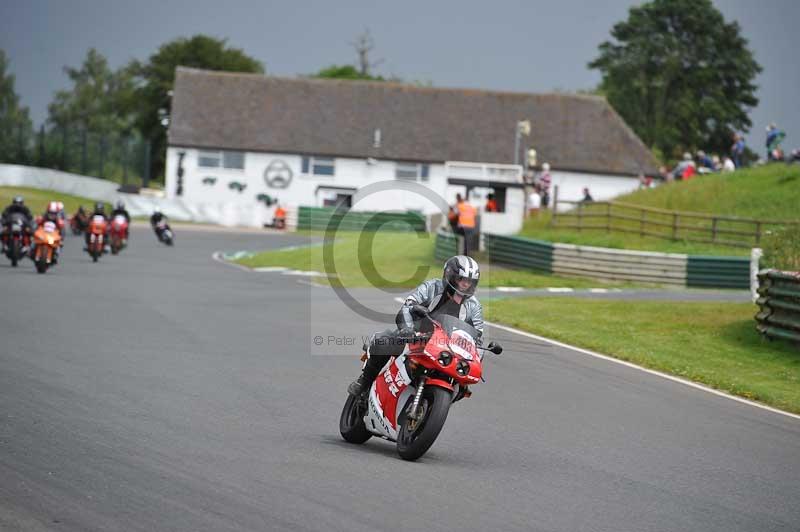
[605,202,611,233]
[552,185,559,225]
[755,222,762,245]
[672,213,678,240]
[640,209,646,237]
[711,218,718,243]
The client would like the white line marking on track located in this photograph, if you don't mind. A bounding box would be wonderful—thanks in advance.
[485,320,800,421]
[589,288,608,293]
[496,286,524,292]
[253,266,289,272]
[282,269,328,277]
[547,287,574,293]
[211,252,252,272]
[296,279,322,288]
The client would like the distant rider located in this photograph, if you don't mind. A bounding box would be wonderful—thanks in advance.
[348,255,484,397]
[72,205,89,232]
[85,202,110,251]
[1,196,35,253]
[150,210,169,239]
[110,200,131,243]
[32,201,65,262]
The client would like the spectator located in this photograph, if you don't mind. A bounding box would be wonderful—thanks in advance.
[659,165,673,182]
[722,156,736,172]
[672,152,696,180]
[711,154,722,171]
[696,150,715,173]
[538,163,552,208]
[580,187,594,203]
[485,193,499,212]
[731,133,745,168]
[456,194,477,256]
[766,123,787,161]
[790,149,800,164]
[273,203,287,230]
[528,186,542,217]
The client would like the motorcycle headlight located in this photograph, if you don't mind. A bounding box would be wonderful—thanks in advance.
[47,236,54,245]
[437,351,453,366]
[456,360,470,376]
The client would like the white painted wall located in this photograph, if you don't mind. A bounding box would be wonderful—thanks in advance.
[544,170,642,211]
[165,147,450,215]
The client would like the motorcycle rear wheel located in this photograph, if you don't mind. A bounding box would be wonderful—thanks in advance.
[396,386,452,461]
[339,394,372,444]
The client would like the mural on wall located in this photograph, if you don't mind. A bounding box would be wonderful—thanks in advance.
[202,177,218,186]
[228,181,247,192]
[176,151,185,196]
[256,193,277,207]
[263,160,293,189]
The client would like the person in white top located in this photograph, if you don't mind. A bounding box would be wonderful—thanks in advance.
[528,186,542,217]
[722,157,736,172]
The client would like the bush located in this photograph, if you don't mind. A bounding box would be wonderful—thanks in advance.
[762,226,800,271]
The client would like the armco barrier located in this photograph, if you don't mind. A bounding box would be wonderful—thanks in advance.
[482,232,751,288]
[483,233,553,273]
[687,256,751,289]
[756,270,800,343]
[297,206,425,232]
[434,230,458,262]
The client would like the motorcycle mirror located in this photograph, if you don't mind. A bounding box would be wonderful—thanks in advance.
[487,341,503,355]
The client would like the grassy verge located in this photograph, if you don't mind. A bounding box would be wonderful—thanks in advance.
[485,297,800,414]
[519,210,749,256]
[235,230,636,289]
[0,186,107,215]
[519,164,800,256]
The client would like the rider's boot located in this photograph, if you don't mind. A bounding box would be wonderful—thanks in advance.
[347,352,381,396]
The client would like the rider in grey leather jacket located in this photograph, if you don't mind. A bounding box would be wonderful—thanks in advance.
[348,255,483,396]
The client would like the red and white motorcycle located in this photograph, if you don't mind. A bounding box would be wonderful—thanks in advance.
[340,306,502,461]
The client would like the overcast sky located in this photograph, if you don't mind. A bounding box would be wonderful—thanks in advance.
[1,0,797,156]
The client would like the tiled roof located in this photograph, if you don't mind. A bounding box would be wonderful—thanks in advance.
[169,67,658,176]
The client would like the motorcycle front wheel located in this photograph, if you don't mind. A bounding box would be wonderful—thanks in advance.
[339,394,372,444]
[396,386,452,461]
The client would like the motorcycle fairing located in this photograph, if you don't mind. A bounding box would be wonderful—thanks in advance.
[364,355,414,441]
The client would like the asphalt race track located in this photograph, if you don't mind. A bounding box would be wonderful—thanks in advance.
[1,227,798,532]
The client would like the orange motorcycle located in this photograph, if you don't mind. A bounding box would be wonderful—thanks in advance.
[87,215,108,263]
[32,220,63,274]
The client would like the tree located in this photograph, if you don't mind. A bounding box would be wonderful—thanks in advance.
[589,0,761,160]
[312,64,385,81]
[47,48,136,136]
[0,50,33,164]
[131,35,264,181]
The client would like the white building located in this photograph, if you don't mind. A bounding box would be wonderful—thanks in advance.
[166,68,658,231]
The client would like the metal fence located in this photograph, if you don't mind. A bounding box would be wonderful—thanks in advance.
[551,187,799,248]
[756,270,800,344]
[3,125,153,189]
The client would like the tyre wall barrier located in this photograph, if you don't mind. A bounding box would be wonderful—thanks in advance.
[434,229,458,262]
[482,233,751,288]
[756,270,800,343]
[297,206,426,232]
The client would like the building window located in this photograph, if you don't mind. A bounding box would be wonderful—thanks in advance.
[198,150,245,170]
[302,156,335,176]
[395,162,430,181]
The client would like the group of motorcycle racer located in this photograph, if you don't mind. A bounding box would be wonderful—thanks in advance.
[0,195,173,265]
